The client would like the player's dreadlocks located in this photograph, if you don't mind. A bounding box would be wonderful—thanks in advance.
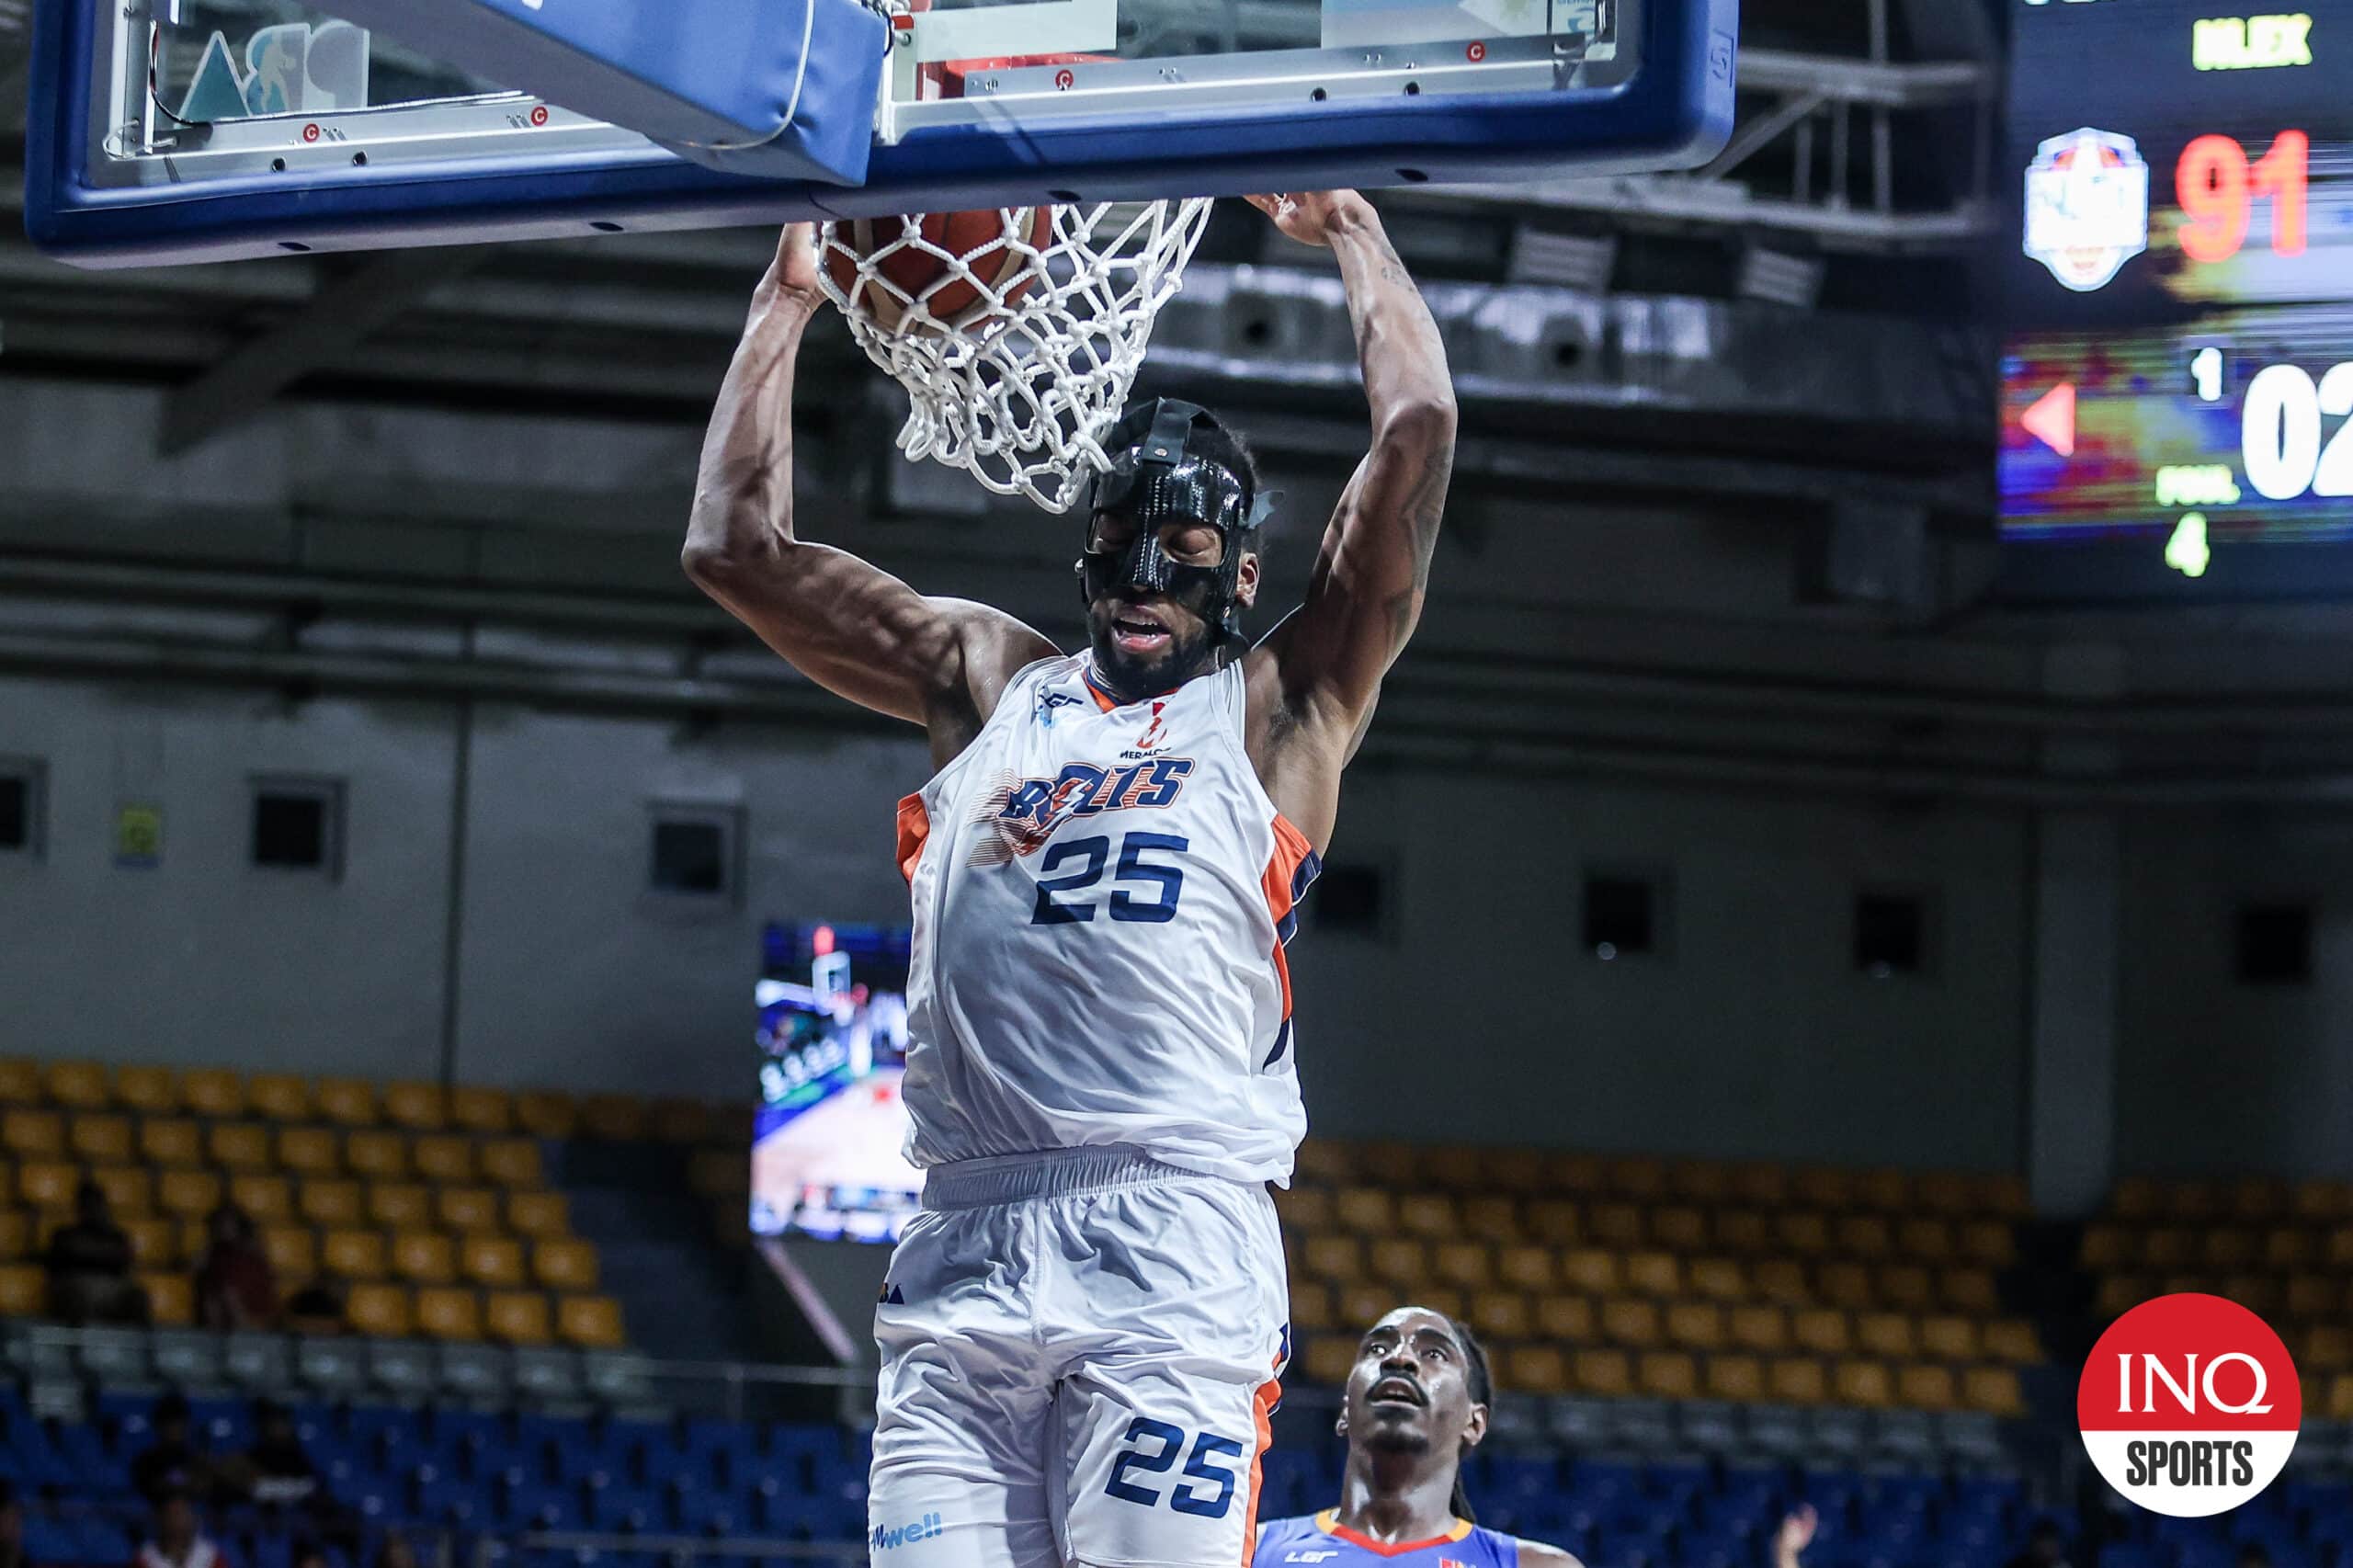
[1443,1315,1495,1525]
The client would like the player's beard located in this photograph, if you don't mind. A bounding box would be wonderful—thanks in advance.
[1087,602,1218,698]
[1357,1423,1433,1456]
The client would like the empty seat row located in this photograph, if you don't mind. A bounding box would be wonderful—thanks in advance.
[0,1116,547,1185]
[0,1266,625,1346]
[1280,1189,2016,1266]
[0,1210,591,1289]
[2082,1221,2353,1274]
[2110,1176,2353,1223]
[1,1170,566,1234]
[1291,1142,2027,1217]
[1292,1235,2001,1314]
[2095,1270,2353,1324]
[0,1062,735,1143]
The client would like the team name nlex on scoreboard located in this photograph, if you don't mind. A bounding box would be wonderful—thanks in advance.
[2025,1,2315,69]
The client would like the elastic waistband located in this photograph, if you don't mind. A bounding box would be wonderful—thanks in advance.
[922,1144,1209,1209]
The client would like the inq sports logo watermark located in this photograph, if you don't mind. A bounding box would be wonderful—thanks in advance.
[2078,1293,2301,1517]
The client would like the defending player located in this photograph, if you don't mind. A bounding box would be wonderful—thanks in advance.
[1261,1305,1822,1568]
[683,190,1456,1568]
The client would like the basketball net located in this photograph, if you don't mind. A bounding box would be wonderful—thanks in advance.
[816,199,1214,513]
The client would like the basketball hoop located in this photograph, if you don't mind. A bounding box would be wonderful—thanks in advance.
[816,199,1213,513]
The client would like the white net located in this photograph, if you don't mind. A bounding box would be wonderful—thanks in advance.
[816,199,1214,513]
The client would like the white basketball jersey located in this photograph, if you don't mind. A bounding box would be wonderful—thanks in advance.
[892,653,1316,1185]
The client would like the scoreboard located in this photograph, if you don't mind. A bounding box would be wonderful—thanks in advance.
[2000,0,2353,597]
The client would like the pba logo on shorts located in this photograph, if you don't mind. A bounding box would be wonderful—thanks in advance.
[2077,1292,2300,1517]
[2023,127,2150,292]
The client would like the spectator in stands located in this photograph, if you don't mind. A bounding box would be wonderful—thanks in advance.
[131,1395,210,1506]
[195,1203,278,1332]
[216,1402,321,1512]
[134,1490,230,1568]
[284,1275,347,1336]
[2007,1517,2075,1568]
[43,1179,146,1327]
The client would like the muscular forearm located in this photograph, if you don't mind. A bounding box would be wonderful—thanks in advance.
[1325,201,1456,429]
[682,282,822,571]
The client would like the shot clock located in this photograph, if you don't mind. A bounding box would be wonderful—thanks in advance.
[2000,0,2353,599]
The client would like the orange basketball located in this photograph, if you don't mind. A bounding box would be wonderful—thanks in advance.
[825,208,1054,334]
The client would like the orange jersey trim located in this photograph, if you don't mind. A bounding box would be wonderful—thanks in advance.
[1237,1365,1282,1560]
[1312,1510,1476,1555]
[1258,813,1317,1019]
[894,793,931,886]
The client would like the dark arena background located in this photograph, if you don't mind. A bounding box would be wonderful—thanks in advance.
[3,0,2353,1564]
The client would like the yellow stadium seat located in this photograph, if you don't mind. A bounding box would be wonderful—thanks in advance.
[392,1232,458,1286]
[1899,1363,1959,1409]
[1506,1345,1569,1395]
[515,1091,580,1140]
[300,1179,364,1228]
[207,1122,271,1172]
[175,1216,210,1264]
[688,1149,746,1198]
[1688,1257,1746,1301]
[158,1168,222,1220]
[2328,1227,2353,1268]
[462,1136,537,1190]
[1652,1206,1709,1251]
[90,1165,151,1217]
[316,1078,380,1127]
[1713,1210,1771,1254]
[1432,1241,1489,1291]
[1560,1249,1621,1295]
[1422,1147,1484,1189]
[1666,1301,1725,1351]
[1898,1218,1956,1263]
[1484,1148,1546,1193]
[2265,1228,2313,1270]
[1368,1238,1425,1290]
[1754,1260,1810,1305]
[1302,1235,1362,1283]
[2228,1177,2287,1221]
[261,1226,315,1279]
[1670,1161,1733,1204]
[558,1294,627,1349]
[1794,1168,1854,1210]
[1855,1168,1911,1211]
[507,1190,569,1239]
[2114,1178,2163,1220]
[1776,1212,1832,1256]
[2288,1276,2343,1318]
[1880,1263,1938,1312]
[1730,1304,1790,1355]
[1607,1156,1669,1199]
[2332,1375,2353,1421]
[1545,1152,1605,1191]
[1640,1350,1699,1400]
[2143,1227,2195,1268]
[1939,1267,2000,1314]
[2081,1224,2130,1269]
[648,1098,706,1143]
[384,1082,447,1131]
[1496,1245,1553,1293]
[1708,1354,1768,1402]
[1600,1298,1662,1347]
[1571,1348,1632,1397]
[413,1136,474,1185]
[486,1290,553,1346]
[347,1283,414,1337]
[2292,1181,2353,1221]
[1537,1295,1596,1341]
[181,1069,245,1119]
[2224,1274,2282,1316]
[43,1061,109,1110]
[1418,1286,1469,1323]
[2306,1326,2353,1371]
[227,1175,291,1224]
[1290,1139,1349,1187]
[345,1130,407,1179]
[323,1230,387,1278]
[369,1184,431,1230]
[0,1264,45,1317]
[1834,1360,1893,1407]
[1303,1335,1356,1385]
[1963,1366,2026,1415]
[121,1217,172,1270]
[1920,1315,1980,1360]
[1398,1195,1458,1239]
[140,1119,202,1167]
[534,1239,600,1292]
[0,1062,40,1103]
[1960,1220,2017,1267]
[580,1096,647,1142]
[1793,1308,1851,1355]
[1525,1199,1581,1247]
[29,1209,72,1250]
[142,1273,195,1327]
[1975,1174,2029,1216]
[1858,1312,1916,1358]
[3,1108,64,1159]
[439,1188,501,1233]
[1275,1186,1335,1233]
[247,1074,310,1122]
[17,1161,75,1210]
[2200,1230,2257,1270]
[1769,1358,1827,1403]
[1335,1187,1393,1233]
[276,1126,340,1176]
[1339,1283,1394,1331]
[1359,1142,1426,1189]
[450,1085,514,1135]
[1588,1202,1646,1248]
[1913,1171,1972,1214]
[1837,1215,1894,1258]
[1456,1195,1517,1246]
[1817,1262,1875,1311]
[70,1114,135,1165]
[1469,1290,1530,1341]
[1627,1252,1681,1296]
[0,1212,30,1262]
[1290,1279,1336,1335]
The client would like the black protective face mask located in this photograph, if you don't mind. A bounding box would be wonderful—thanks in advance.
[1075,399,1274,647]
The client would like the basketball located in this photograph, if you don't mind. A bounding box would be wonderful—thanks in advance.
[824,207,1054,335]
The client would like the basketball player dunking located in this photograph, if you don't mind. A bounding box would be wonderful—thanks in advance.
[683,190,1456,1568]
[1261,1304,1823,1568]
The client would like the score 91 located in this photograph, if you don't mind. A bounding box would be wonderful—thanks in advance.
[2177,130,2308,264]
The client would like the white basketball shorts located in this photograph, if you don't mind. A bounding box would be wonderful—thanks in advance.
[868,1145,1290,1568]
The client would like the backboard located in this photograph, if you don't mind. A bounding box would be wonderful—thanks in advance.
[28,0,1738,267]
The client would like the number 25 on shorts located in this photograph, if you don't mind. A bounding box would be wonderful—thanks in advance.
[1102,1418,1245,1518]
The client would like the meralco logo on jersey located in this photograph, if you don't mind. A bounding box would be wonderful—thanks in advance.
[970,757,1196,864]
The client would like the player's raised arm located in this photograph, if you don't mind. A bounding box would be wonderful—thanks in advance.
[682,224,1058,763]
[1249,191,1458,746]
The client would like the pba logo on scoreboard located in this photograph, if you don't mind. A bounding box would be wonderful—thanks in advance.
[2023,127,2151,292]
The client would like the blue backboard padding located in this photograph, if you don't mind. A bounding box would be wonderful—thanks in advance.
[25,0,1737,268]
[313,0,884,184]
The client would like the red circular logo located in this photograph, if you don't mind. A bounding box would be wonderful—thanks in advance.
[1466,40,1488,62]
[301,123,320,143]
[530,104,550,126]
[1054,68,1075,90]
[2077,1293,2300,1517]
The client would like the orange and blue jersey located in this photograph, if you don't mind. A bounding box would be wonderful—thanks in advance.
[1256,1511,1522,1566]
